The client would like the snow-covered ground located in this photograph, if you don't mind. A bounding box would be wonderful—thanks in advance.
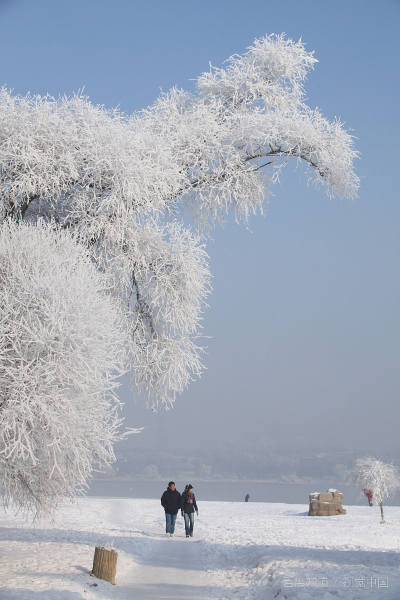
[0,498,399,599]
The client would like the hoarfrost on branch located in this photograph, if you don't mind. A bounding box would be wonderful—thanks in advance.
[0,221,126,516]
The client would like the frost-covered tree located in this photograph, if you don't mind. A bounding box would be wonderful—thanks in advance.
[0,34,359,408]
[0,221,126,517]
[0,34,359,514]
[351,457,400,523]
[142,464,160,480]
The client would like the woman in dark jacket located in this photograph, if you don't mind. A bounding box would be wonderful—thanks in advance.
[181,484,198,537]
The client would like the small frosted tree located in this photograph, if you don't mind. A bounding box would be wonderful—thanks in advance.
[351,457,400,523]
[199,464,212,479]
[0,34,360,514]
[142,464,160,480]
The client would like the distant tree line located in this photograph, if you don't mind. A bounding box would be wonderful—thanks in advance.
[102,443,372,482]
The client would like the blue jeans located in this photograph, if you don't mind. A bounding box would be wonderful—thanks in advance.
[184,512,194,535]
[165,512,177,534]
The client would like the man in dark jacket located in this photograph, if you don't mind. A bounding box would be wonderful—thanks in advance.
[181,484,198,538]
[161,481,181,537]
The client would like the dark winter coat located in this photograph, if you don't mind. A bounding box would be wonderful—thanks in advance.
[181,490,198,514]
[161,488,182,515]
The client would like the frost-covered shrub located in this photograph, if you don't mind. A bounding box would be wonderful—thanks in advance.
[351,457,400,522]
[0,221,126,517]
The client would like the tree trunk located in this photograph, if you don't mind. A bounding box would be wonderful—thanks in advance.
[92,546,118,584]
[380,501,385,523]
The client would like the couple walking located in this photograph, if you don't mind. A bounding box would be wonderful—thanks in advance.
[161,481,198,538]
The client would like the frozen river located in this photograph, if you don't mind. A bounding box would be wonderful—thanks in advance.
[87,479,400,506]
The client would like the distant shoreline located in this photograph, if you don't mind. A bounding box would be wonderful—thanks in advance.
[91,477,338,485]
[86,479,400,506]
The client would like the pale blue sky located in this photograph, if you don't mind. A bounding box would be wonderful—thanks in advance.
[1,0,399,456]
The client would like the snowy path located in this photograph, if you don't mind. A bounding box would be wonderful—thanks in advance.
[129,533,212,599]
[93,496,213,598]
[1,498,400,599]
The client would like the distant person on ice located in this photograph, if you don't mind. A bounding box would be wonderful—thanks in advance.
[245,494,250,502]
[161,481,181,537]
[181,484,198,538]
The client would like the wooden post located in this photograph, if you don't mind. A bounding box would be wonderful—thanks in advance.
[92,546,118,585]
